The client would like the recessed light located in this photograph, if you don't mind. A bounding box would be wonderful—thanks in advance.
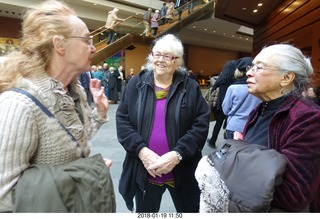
[242,7,247,10]
[258,3,263,6]
[204,28,207,31]
[253,9,258,13]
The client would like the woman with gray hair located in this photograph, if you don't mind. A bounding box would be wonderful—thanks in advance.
[243,44,320,212]
[116,34,210,212]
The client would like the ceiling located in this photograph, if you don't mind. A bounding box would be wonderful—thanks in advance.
[0,0,284,53]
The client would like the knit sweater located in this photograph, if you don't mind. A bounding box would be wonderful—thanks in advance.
[0,73,108,212]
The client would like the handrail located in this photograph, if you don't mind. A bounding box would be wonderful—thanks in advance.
[90,0,208,40]
[90,0,214,64]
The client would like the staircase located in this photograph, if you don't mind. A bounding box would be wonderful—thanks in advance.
[91,0,214,65]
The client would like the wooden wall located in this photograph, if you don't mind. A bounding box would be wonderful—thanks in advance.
[253,0,320,71]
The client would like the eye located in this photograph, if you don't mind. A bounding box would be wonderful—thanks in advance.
[164,54,172,59]
[153,52,161,58]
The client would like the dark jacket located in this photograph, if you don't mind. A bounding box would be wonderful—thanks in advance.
[116,69,210,211]
[13,154,116,212]
[243,95,320,212]
[211,60,236,111]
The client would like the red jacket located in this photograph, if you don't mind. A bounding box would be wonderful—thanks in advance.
[243,95,320,212]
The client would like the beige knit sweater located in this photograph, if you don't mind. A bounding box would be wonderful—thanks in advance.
[0,73,108,211]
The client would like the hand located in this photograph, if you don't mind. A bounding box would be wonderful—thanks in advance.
[138,147,160,178]
[103,158,112,170]
[147,151,180,177]
[89,79,109,116]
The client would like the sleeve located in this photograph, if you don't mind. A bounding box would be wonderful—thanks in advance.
[222,87,232,116]
[0,94,38,207]
[174,80,210,158]
[115,79,147,156]
[271,105,320,211]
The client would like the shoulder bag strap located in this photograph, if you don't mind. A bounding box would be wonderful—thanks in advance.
[11,88,82,153]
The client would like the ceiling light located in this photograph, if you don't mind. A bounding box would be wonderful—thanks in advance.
[242,7,247,10]
[204,28,207,31]
[258,3,263,6]
[253,9,258,13]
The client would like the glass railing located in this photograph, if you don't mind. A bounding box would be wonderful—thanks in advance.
[90,0,213,51]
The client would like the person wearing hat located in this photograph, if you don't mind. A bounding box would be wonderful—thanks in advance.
[221,57,261,139]
[150,10,160,36]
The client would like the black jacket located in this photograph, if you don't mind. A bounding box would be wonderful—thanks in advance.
[116,69,210,211]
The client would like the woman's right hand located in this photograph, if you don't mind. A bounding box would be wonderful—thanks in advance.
[138,147,160,178]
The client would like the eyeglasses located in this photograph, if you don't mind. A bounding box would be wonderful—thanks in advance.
[69,36,93,46]
[152,52,179,61]
[246,64,279,73]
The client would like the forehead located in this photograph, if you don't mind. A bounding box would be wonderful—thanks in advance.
[253,49,277,65]
[70,15,89,35]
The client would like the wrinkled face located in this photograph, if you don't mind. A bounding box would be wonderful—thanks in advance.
[65,15,96,76]
[152,51,179,77]
[246,50,284,101]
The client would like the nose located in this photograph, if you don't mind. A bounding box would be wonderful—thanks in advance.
[158,54,165,61]
[246,68,253,77]
[91,45,96,53]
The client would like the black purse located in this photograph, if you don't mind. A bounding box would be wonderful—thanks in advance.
[196,139,287,212]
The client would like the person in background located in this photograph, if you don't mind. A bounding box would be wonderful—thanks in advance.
[93,65,104,82]
[207,60,236,147]
[0,0,111,212]
[102,63,110,99]
[116,34,210,212]
[105,8,125,44]
[159,3,167,25]
[116,65,125,100]
[243,44,320,212]
[165,2,175,24]
[209,75,218,87]
[304,86,319,105]
[107,66,119,104]
[141,8,152,37]
[187,0,194,15]
[126,68,135,83]
[150,10,160,36]
[79,71,93,107]
[175,0,185,21]
[222,57,261,139]
[187,69,197,81]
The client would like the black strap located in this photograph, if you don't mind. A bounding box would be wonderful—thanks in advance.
[11,88,81,150]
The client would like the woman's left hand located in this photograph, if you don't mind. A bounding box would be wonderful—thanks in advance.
[90,79,109,116]
[147,151,180,177]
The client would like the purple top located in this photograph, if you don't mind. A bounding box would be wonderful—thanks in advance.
[148,98,174,185]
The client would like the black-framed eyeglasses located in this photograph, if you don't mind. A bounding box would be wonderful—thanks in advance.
[69,36,93,46]
[152,52,179,61]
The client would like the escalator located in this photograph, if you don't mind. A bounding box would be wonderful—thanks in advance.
[91,0,214,65]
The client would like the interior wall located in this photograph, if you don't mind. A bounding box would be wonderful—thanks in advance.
[125,44,151,76]
[186,45,240,76]
[0,16,21,38]
[253,0,320,71]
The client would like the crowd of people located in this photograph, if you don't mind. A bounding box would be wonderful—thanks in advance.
[0,0,319,214]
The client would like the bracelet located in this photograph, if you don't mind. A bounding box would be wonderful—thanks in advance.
[175,151,182,161]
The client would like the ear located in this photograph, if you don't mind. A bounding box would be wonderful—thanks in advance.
[52,35,66,55]
[280,72,295,87]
